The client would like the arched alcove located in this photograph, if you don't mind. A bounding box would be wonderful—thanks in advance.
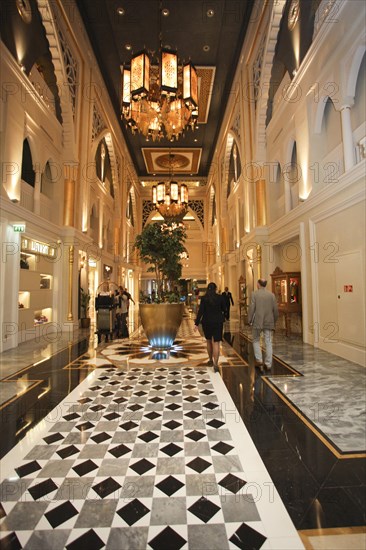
[322,98,342,156]
[269,162,285,222]
[89,203,99,243]
[41,160,56,199]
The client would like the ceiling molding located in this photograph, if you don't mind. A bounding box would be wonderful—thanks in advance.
[142,148,202,175]
[197,66,216,124]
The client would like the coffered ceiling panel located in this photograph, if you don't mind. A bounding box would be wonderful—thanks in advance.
[142,149,202,175]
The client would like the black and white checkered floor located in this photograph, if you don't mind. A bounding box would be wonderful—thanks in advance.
[0,329,304,549]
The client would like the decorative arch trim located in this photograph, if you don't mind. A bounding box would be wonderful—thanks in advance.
[346,43,366,100]
[36,0,77,161]
[127,185,137,227]
[92,130,120,205]
[254,0,287,161]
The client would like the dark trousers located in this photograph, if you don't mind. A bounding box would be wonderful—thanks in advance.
[225,305,231,320]
[117,313,129,337]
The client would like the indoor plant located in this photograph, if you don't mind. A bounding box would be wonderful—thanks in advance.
[133,221,187,349]
[80,288,91,328]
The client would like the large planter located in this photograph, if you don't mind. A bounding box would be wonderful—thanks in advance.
[139,303,184,349]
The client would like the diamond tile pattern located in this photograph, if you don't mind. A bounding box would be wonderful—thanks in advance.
[0,365,267,548]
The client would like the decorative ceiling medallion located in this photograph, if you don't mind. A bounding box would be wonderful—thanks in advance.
[155,154,190,170]
[142,148,202,174]
[16,0,32,23]
[288,0,300,31]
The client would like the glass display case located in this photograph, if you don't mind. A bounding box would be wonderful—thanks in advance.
[271,267,301,335]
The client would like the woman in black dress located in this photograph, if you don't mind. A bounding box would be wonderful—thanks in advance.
[194,282,227,372]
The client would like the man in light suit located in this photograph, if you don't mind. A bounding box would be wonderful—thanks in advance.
[248,279,278,370]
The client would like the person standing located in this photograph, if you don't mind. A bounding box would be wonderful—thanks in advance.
[194,282,227,372]
[222,286,234,320]
[248,279,278,371]
[117,287,129,338]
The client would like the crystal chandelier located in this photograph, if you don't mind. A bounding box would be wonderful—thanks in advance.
[152,180,188,222]
[121,18,199,141]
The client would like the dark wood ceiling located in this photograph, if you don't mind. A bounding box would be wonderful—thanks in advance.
[76,0,254,180]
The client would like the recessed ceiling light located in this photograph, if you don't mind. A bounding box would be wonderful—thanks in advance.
[207,9,215,17]
[203,45,210,52]
[117,7,125,16]
[162,8,169,16]
[125,44,132,51]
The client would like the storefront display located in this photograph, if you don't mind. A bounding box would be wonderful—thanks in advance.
[18,237,55,332]
[271,267,302,335]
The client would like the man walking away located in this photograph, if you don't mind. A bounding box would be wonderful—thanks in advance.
[248,279,278,371]
[222,287,234,320]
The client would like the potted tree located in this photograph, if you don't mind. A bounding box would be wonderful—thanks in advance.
[80,288,91,328]
[133,221,187,349]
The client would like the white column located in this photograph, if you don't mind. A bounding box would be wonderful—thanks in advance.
[299,222,309,344]
[340,105,355,171]
[284,178,292,213]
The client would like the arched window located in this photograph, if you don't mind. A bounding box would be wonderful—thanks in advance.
[95,139,114,197]
[227,142,241,197]
[126,192,134,227]
[211,195,216,226]
[289,142,299,209]
[21,139,35,187]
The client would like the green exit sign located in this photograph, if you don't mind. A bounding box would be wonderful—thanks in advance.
[13,223,26,233]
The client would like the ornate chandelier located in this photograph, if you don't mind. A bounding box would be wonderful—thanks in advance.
[121,46,198,141]
[152,181,188,222]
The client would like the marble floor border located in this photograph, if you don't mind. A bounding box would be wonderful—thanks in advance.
[298,526,366,550]
[262,378,366,460]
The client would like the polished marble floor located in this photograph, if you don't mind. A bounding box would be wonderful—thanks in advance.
[0,313,365,549]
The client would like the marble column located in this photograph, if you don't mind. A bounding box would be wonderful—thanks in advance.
[67,245,74,322]
[255,178,267,226]
[63,164,78,227]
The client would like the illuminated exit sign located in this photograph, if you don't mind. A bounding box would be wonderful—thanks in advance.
[13,223,26,233]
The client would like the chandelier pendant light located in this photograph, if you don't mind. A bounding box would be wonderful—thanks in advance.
[121,6,198,141]
[152,180,188,222]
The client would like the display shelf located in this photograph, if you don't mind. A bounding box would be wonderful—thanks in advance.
[18,291,30,310]
[19,270,53,330]
[20,252,36,271]
[34,308,52,326]
[40,274,52,289]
